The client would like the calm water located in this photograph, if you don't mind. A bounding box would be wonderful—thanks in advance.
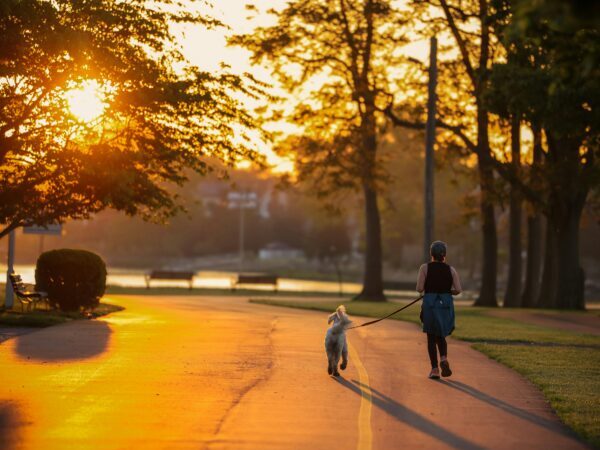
[2,264,364,294]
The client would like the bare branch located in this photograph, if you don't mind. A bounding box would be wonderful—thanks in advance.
[439,0,476,85]
[381,103,477,152]
[339,0,361,88]
[487,156,546,207]
[361,0,374,82]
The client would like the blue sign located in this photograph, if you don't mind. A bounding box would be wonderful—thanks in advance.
[23,224,63,236]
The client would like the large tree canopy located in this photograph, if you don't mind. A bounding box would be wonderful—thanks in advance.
[0,0,265,238]
[483,0,599,308]
[384,0,505,306]
[232,0,411,300]
[387,0,598,308]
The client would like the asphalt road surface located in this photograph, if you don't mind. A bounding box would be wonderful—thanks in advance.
[0,295,587,449]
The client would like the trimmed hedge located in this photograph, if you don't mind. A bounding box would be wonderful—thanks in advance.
[35,249,107,311]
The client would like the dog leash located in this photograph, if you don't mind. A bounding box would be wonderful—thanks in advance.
[346,295,424,330]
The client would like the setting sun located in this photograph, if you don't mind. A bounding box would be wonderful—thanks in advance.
[66,80,106,123]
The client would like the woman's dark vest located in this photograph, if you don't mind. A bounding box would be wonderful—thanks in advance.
[424,262,453,294]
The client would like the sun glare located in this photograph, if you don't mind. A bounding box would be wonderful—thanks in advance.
[66,80,106,123]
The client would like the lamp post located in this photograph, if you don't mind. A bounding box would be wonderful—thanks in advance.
[424,36,437,262]
[227,191,257,272]
[4,230,16,308]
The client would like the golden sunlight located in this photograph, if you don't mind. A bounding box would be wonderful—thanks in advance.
[66,80,106,123]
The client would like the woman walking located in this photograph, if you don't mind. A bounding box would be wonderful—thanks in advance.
[416,241,462,379]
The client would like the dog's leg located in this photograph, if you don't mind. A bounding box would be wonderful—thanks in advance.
[332,345,341,377]
[340,335,348,370]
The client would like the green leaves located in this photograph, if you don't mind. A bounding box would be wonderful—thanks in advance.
[231,0,409,199]
[0,0,265,237]
[488,0,599,140]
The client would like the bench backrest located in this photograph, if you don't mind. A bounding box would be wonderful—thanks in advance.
[237,275,278,284]
[8,273,26,295]
[149,270,195,280]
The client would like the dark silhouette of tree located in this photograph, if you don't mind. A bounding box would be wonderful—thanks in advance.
[385,0,502,306]
[502,114,523,307]
[484,3,527,307]
[384,0,597,309]
[484,0,599,309]
[231,0,411,301]
[520,126,544,308]
[0,0,265,239]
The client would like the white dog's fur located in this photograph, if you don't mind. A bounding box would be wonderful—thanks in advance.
[325,305,351,376]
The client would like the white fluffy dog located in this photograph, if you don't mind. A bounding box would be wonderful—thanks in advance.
[325,305,352,377]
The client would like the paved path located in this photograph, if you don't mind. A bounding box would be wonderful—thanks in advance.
[0,295,587,449]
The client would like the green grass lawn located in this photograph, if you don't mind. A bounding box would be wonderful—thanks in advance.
[250,298,600,448]
[475,344,600,447]
[0,302,124,328]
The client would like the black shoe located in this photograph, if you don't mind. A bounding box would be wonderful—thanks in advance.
[340,360,347,370]
[328,365,333,375]
[440,360,452,377]
[333,371,340,377]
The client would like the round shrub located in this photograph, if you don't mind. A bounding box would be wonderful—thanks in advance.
[35,249,107,312]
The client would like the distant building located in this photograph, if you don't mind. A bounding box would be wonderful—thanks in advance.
[195,181,227,217]
[259,242,305,260]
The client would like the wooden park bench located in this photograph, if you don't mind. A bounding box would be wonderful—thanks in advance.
[145,270,195,290]
[231,274,279,292]
[8,273,49,312]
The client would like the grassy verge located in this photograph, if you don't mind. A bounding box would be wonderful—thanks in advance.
[0,302,124,328]
[474,344,600,447]
[105,285,359,298]
[105,285,416,300]
[1,283,428,302]
[250,298,600,448]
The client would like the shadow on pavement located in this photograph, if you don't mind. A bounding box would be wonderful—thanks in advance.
[441,380,576,438]
[0,403,21,450]
[334,377,485,450]
[15,320,112,362]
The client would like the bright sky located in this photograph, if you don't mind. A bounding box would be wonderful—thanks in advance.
[173,1,291,172]
[173,1,433,173]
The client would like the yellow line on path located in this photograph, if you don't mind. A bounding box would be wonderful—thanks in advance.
[348,340,373,450]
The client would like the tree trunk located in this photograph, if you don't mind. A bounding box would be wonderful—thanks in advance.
[540,208,586,310]
[476,190,498,307]
[504,116,522,307]
[356,183,386,301]
[521,125,544,308]
[473,103,498,307]
[521,214,543,307]
[537,220,559,308]
[555,207,585,309]
[543,134,588,309]
[356,98,385,302]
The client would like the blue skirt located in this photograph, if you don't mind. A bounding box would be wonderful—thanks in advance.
[421,293,455,337]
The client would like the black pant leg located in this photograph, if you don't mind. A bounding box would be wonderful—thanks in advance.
[436,335,448,358]
[427,333,438,368]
